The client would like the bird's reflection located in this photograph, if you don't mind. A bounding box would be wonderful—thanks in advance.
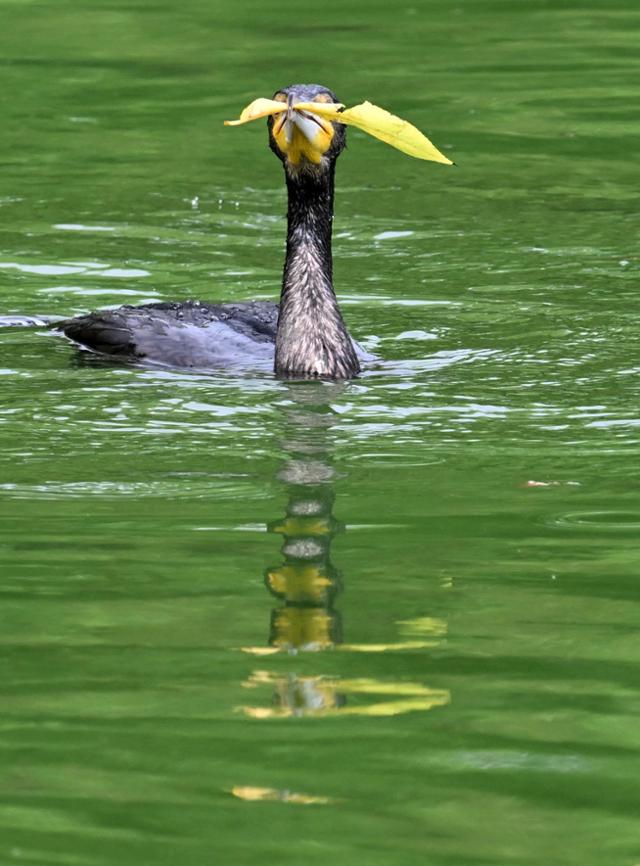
[265,384,344,655]
[242,382,346,717]
[240,382,450,721]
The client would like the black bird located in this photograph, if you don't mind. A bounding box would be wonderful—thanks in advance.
[59,85,359,378]
[56,83,452,379]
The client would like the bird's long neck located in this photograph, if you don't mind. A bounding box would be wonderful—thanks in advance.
[275,165,359,379]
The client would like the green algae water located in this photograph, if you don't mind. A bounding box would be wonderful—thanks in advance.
[1,1,639,864]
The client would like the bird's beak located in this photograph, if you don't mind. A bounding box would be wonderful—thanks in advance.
[271,95,337,166]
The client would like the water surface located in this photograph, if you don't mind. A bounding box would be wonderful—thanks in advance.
[1,1,639,864]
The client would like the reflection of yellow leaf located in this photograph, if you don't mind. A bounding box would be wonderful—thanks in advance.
[240,672,342,717]
[340,640,436,652]
[225,97,453,164]
[337,695,449,716]
[238,672,450,719]
[240,693,450,719]
[230,786,332,805]
[239,646,280,656]
[241,706,285,719]
[240,639,439,655]
[338,678,439,696]
[240,640,440,656]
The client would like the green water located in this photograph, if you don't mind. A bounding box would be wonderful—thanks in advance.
[1,0,639,863]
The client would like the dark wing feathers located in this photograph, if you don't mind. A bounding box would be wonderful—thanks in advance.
[56,300,279,369]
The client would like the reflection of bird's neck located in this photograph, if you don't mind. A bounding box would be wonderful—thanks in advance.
[275,165,360,380]
[265,389,345,652]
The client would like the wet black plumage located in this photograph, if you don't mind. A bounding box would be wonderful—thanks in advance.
[61,300,279,370]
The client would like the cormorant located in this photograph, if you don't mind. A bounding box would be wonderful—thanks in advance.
[56,83,452,379]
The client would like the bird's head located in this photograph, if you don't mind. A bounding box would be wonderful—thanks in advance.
[266,83,346,174]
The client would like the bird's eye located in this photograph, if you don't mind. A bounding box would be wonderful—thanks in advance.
[274,92,288,103]
[313,93,334,103]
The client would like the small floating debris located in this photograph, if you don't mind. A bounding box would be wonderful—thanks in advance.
[230,786,332,805]
[520,480,581,488]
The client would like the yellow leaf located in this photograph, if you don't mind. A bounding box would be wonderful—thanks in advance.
[225,97,453,164]
[289,101,452,163]
[224,97,287,126]
[281,102,344,116]
[340,101,453,164]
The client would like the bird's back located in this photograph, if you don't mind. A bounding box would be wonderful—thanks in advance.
[58,300,279,370]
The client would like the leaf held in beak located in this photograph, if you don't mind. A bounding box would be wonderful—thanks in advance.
[224,98,288,126]
[342,102,453,164]
[224,96,453,165]
[296,101,453,164]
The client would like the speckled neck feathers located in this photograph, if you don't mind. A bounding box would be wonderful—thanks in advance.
[275,165,360,379]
